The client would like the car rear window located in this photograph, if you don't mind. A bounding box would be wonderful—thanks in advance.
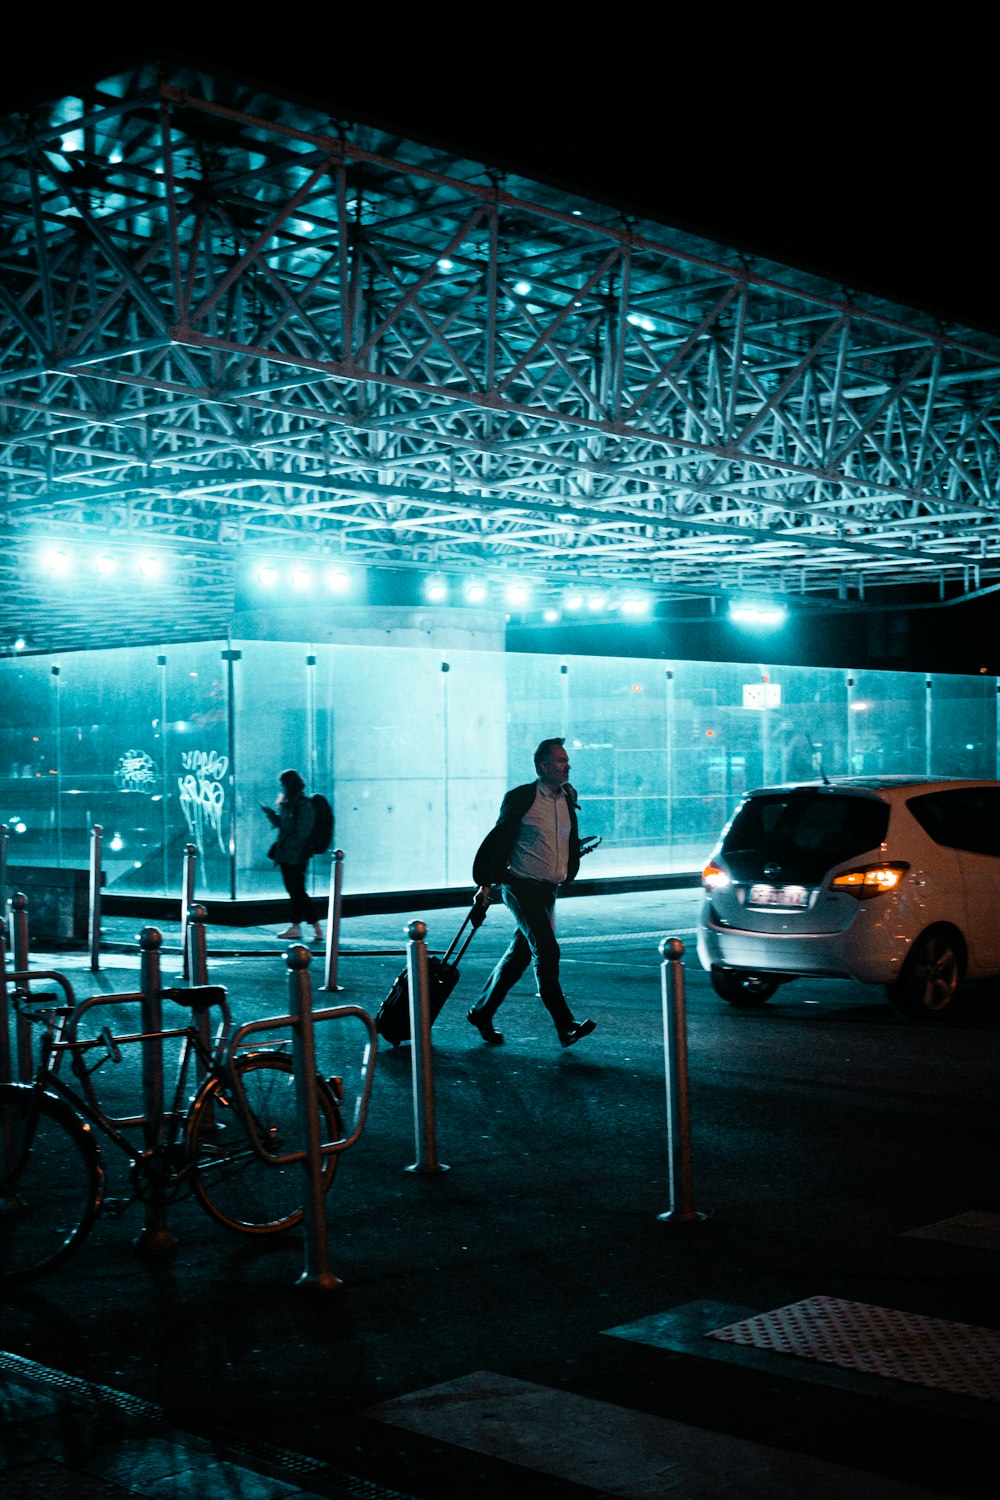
[907,788,1000,856]
[720,790,890,883]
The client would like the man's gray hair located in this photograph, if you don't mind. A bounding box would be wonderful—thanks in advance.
[533,737,565,773]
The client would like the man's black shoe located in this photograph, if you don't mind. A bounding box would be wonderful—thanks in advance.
[559,1018,596,1048]
[467,1008,504,1045]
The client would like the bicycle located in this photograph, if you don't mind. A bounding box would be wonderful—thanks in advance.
[0,976,345,1284]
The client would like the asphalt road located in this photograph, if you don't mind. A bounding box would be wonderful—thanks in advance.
[3,890,999,1498]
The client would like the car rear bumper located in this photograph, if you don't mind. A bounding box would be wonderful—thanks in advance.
[696,909,909,984]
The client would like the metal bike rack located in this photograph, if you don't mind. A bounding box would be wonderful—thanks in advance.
[657,937,707,1224]
[228,943,378,1291]
[1,927,77,1086]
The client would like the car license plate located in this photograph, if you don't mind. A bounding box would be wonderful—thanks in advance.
[748,883,809,908]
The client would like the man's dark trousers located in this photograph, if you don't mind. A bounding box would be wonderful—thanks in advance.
[475,874,575,1033]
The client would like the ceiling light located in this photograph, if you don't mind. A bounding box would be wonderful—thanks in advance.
[728,600,788,629]
[42,546,73,576]
[325,567,350,594]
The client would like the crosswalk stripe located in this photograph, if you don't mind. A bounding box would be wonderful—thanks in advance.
[364,1370,943,1498]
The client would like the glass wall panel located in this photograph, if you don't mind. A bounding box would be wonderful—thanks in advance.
[232,641,313,898]
[0,643,231,895]
[847,669,927,775]
[0,655,62,871]
[3,643,998,899]
[929,673,999,778]
[313,645,449,893]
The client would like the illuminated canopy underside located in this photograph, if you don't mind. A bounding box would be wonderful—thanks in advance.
[2,65,1000,650]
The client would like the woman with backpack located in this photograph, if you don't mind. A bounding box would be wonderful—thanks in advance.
[261,768,324,942]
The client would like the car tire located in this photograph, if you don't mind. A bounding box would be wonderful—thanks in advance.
[710,967,779,1006]
[885,926,966,1023]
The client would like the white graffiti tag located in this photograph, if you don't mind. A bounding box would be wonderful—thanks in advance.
[178,748,229,858]
[114,749,155,793]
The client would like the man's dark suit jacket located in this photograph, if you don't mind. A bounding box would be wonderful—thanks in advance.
[472,781,581,887]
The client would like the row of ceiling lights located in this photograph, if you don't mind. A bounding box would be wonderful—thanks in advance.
[39,545,167,580]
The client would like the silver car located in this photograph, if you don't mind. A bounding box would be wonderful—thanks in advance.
[696,776,1000,1022]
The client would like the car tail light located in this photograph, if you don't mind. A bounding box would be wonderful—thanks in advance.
[701,860,731,892]
[829,862,909,899]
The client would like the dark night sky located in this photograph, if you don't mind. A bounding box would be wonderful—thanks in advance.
[3,21,997,338]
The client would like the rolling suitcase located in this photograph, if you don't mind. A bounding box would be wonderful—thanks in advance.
[375,898,489,1046]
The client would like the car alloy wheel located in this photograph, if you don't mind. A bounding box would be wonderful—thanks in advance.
[886,926,965,1023]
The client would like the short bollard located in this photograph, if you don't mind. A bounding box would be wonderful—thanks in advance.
[136,927,177,1253]
[286,943,341,1291]
[88,823,103,973]
[321,849,345,993]
[0,929,13,1085]
[180,843,197,981]
[658,937,707,1225]
[405,920,448,1175]
[10,893,33,1082]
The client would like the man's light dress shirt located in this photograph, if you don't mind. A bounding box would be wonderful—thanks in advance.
[507,781,570,884]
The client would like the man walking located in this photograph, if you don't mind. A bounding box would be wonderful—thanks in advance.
[467,737,596,1048]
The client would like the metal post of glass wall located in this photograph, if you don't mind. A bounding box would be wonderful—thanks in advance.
[157,653,169,893]
[665,668,674,866]
[221,645,241,901]
[441,661,450,886]
[560,662,569,736]
[759,666,772,785]
[925,675,933,777]
[306,651,317,794]
[51,664,62,866]
[846,673,856,772]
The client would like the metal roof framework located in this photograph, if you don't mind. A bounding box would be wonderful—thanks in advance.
[2,65,1000,652]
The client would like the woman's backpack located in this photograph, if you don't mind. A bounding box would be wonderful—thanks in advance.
[308,794,334,855]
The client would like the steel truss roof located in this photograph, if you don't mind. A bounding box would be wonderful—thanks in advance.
[3,64,1000,652]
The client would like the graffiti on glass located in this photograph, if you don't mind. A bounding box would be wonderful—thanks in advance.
[178,748,229,858]
[114,749,155,793]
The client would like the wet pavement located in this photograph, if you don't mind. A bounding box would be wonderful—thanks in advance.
[3,888,999,1498]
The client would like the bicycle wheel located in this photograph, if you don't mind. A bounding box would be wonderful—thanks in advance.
[0,1083,102,1284]
[186,1052,342,1234]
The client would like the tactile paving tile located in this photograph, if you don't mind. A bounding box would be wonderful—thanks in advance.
[708,1296,1000,1402]
[905,1210,1000,1251]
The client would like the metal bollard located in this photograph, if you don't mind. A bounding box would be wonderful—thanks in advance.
[180,843,197,981]
[404,920,448,1176]
[88,823,103,973]
[185,904,213,1091]
[136,926,176,1253]
[321,849,345,992]
[657,938,707,1225]
[10,893,33,1082]
[286,943,341,1291]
